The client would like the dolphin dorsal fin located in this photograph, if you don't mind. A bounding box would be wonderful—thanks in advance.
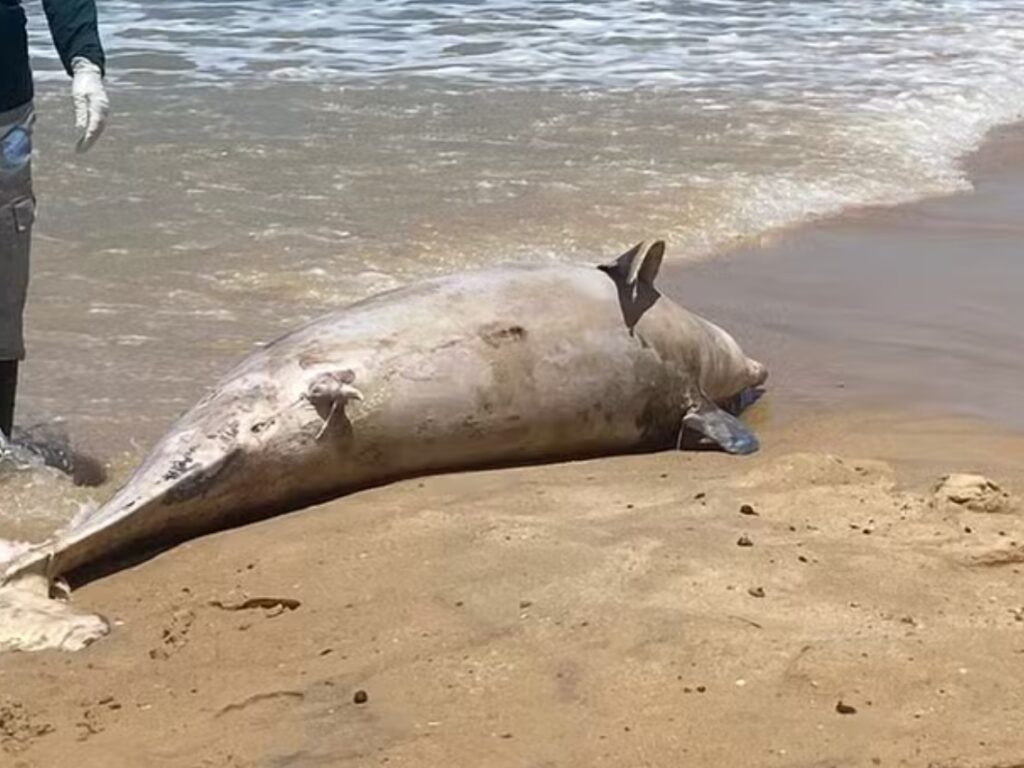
[600,240,665,287]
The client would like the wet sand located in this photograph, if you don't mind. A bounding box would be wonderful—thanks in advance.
[3,129,1024,765]
[667,122,1024,427]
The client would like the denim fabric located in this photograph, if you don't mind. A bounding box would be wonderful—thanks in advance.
[0,102,34,360]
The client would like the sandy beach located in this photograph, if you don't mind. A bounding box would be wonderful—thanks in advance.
[3,122,1024,766]
[2,412,1023,767]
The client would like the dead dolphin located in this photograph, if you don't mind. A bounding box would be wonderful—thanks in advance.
[0,241,767,652]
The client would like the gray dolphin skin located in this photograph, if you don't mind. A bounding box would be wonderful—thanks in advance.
[0,241,767,652]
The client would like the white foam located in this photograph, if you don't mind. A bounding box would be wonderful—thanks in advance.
[0,538,33,569]
[0,580,110,654]
[25,1,1024,93]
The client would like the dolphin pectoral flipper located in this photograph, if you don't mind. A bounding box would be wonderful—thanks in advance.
[315,401,339,441]
[305,371,364,440]
[681,399,760,455]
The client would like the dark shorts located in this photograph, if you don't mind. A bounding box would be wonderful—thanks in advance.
[0,102,35,361]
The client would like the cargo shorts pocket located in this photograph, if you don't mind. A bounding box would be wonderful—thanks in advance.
[11,196,35,232]
[0,195,33,360]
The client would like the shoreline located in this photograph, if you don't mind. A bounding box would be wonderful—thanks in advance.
[663,120,1024,430]
[5,119,1024,544]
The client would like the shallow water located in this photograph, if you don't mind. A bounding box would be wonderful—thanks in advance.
[669,124,1024,431]
[4,0,1024,534]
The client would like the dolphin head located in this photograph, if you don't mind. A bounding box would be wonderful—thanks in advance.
[697,320,768,409]
[746,356,769,388]
[724,355,768,416]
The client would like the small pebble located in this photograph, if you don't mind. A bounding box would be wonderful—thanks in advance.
[748,586,766,598]
[519,600,533,609]
[740,504,758,516]
[353,690,369,705]
[737,535,754,547]
[836,701,857,715]
[696,685,707,693]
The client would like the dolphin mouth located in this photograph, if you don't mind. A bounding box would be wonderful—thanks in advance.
[723,385,766,416]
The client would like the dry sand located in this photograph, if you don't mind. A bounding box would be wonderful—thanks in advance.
[4,126,1024,766]
[1,411,1023,767]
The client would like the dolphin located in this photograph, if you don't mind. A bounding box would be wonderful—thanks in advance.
[0,241,767,652]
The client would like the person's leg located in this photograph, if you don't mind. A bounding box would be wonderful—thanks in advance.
[0,102,35,439]
[0,360,15,438]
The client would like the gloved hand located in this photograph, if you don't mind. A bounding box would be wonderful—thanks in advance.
[71,57,110,153]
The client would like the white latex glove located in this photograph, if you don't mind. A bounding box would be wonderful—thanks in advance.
[71,57,110,153]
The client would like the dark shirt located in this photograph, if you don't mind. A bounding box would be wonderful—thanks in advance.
[1,0,105,113]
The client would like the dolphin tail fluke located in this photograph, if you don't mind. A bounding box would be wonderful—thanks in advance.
[1,537,54,586]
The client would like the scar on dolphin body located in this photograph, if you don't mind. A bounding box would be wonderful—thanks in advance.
[480,324,528,347]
